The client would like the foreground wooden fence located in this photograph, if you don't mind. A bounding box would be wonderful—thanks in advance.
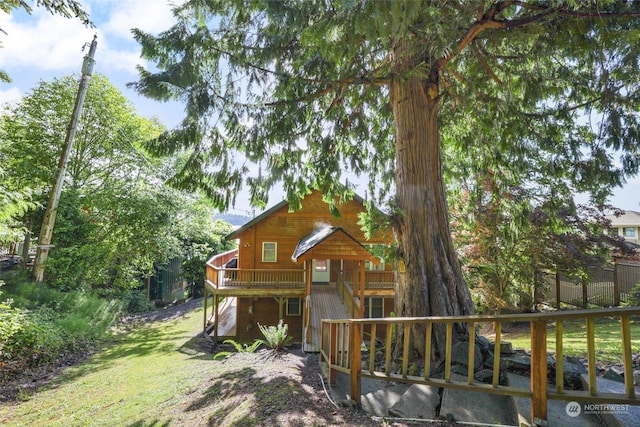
[321,307,640,426]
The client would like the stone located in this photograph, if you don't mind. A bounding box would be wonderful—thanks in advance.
[501,353,531,372]
[500,341,515,354]
[388,384,439,419]
[474,369,494,384]
[475,335,490,352]
[634,370,640,386]
[451,340,483,371]
[603,368,625,383]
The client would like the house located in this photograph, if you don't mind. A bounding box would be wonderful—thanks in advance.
[608,210,640,247]
[204,190,395,351]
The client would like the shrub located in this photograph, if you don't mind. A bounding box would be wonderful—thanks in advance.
[624,283,640,306]
[258,319,292,351]
[0,276,123,372]
[120,289,156,313]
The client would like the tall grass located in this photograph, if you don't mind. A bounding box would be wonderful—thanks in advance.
[0,272,123,371]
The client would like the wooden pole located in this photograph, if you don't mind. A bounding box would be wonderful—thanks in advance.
[350,323,362,404]
[33,36,97,282]
[530,320,548,425]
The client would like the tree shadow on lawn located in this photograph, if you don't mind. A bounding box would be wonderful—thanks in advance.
[170,352,366,427]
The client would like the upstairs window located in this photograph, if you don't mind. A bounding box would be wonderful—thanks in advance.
[262,242,277,262]
[623,227,637,238]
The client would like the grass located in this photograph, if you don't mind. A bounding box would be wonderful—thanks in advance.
[0,306,217,426]
[0,304,374,427]
[499,317,640,362]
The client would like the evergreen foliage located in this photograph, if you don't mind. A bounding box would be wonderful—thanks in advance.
[131,1,640,357]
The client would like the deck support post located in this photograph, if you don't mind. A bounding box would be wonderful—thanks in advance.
[213,294,220,344]
[349,322,362,405]
[530,319,548,425]
[358,261,365,318]
[203,288,208,331]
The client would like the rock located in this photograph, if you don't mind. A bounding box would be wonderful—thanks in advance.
[341,399,356,408]
[474,369,494,384]
[501,353,531,372]
[475,335,490,352]
[388,384,439,419]
[634,370,640,386]
[603,368,625,383]
[451,341,483,371]
[499,342,515,354]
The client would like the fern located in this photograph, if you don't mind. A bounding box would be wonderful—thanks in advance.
[258,319,293,351]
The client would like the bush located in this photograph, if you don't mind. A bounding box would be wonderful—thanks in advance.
[120,289,156,313]
[0,276,123,373]
[258,319,292,351]
[624,283,640,306]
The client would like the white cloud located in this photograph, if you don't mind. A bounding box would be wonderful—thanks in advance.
[1,10,97,71]
[0,87,22,105]
[100,0,181,38]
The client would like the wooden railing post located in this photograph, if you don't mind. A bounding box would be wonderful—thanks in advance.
[530,319,548,425]
[329,323,337,384]
[350,322,362,405]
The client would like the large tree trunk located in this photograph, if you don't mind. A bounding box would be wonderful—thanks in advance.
[390,51,474,362]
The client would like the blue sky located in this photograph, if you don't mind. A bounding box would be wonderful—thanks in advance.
[1,1,639,213]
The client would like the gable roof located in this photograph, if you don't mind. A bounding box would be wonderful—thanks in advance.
[291,226,378,264]
[608,210,640,227]
[225,190,367,240]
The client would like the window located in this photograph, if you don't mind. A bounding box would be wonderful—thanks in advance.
[262,242,277,262]
[623,227,637,238]
[609,228,619,236]
[364,297,384,318]
[314,259,327,272]
[286,298,301,316]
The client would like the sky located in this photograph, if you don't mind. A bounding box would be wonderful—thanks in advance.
[1,0,639,214]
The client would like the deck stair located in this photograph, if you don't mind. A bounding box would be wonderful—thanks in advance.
[304,284,350,352]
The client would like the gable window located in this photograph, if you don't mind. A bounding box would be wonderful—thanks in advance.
[262,242,277,262]
[623,227,637,238]
[364,297,384,318]
[286,298,301,316]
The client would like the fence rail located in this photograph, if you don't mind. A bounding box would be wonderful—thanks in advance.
[321,307,640,425]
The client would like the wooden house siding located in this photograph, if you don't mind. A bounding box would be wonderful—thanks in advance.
[234,297,304,343]
[232,191,389,272]
[205,190,395,349]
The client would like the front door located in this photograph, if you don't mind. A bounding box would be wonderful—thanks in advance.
[311,259,330,283]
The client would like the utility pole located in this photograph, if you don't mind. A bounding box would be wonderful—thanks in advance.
[33,35,97,283]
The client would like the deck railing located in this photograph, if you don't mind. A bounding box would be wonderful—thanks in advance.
[336,272,360,318]
[343,270,395,290]
[206,249,304,289]
[321,307,640,425]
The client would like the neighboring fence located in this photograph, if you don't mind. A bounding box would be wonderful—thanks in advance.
[322,307,640,426]
[546,261,640,308]
[148,257,187,301]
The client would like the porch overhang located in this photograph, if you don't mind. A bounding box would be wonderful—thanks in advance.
[291,226,379,264]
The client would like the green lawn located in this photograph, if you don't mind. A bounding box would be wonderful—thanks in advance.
[0,307,217,426]
[500,317,640,362]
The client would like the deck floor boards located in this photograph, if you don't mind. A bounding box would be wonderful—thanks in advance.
[304,284,350,352]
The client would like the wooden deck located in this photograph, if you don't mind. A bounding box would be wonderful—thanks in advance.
[304,284,350,352]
